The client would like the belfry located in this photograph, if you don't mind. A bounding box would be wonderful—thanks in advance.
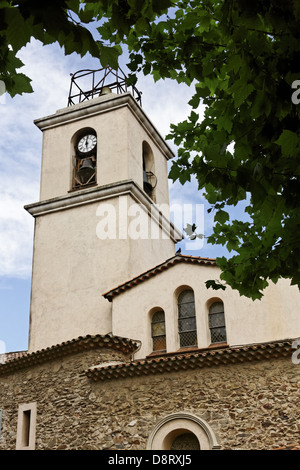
[25,67,181,352]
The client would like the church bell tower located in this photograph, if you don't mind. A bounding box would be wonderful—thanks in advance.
[25,67,181,353]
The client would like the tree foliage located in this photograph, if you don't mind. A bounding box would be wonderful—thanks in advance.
[98,0,300,300]
[0,0,169,95]
[2,0,300,300]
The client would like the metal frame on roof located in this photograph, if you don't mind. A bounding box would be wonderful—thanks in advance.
[67,66,142,107]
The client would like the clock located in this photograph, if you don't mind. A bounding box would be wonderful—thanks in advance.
[77,134,97,154]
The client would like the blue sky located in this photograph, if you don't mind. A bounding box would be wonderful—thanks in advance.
[0,38,233,354]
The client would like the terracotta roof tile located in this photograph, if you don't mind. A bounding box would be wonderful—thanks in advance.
[85,339,294,382]
[103,254,217,301]
[0,351,27,364]
[272,442,300,450]
[0,334,139,376]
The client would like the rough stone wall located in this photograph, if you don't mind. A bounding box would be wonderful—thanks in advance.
[0,349,299,450]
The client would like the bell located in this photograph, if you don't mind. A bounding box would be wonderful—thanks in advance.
[143,170,153,195]
[78,158,95,184]
[100,86,112,95]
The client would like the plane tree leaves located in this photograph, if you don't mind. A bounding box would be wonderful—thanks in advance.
[0,0,164,96]
[0,0,174,96]
[0,0,96,96]
[104,0,300,300]
[1,0,300,300]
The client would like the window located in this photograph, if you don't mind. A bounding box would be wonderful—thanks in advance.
[151,310,166,352]
[16,403,37,450]
[22,410,31,447]
[170,431,200,450]
[178,290,197,348]
[209,301,227,344]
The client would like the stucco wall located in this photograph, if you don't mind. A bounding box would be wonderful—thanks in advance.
[28,193,177,353]
[111,262,300,359]
[0,347,299,450]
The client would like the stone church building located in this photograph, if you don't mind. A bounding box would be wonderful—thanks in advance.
[1,69,300,451]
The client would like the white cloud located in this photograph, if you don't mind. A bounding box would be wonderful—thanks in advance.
[0,169,39,277]
[0,40,86,279]
[137,74,194,138]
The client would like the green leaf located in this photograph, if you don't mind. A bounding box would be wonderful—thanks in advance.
[275,130,299,157]
[203,76,219,96]
[217,114,233,133]
[4,7,32,52]
[98,43,121,69]
[227,54,243,74]
[153,68,161,82]
[233,83,255,108]
[168,163,181,182]
[188,94,201,109]
[251,90,267,119]
[205,280,226,291]
[214,210,230,224]
[78,6,95,23]
[9,72,33,96]
[189,111,199,123]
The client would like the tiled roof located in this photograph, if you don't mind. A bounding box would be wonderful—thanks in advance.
[0,334,139,376]
[0,351,27,364]
[103,254,217,301]
[272,442,300,450]
[85,339,293,382]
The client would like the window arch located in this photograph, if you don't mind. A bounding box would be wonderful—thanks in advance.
[72,127,97,190]
[177,290,197,348]
[151,310,166,352]
[146,412,221,450]
[208,301,227,344]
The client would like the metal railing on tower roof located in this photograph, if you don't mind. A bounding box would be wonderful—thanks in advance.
[67,66,142,107]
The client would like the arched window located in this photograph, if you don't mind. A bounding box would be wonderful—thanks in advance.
[147,412,221,450]
[178,290,197,348]
[151,310,166,352]
[72,128,97,190]
[142,141,157,199]
[208,301,227,344]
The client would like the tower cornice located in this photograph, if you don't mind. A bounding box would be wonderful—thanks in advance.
[24,179,183,243]
[34,92,175,161]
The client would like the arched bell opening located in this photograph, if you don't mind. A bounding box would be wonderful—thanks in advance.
[142,141,157,200]
[71,127,97,190]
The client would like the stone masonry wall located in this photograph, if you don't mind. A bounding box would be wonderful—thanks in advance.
[0,347,299,450]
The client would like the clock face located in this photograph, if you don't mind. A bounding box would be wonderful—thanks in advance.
[77,134,97,154]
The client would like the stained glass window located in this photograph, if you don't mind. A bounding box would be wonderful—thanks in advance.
[178,290,197,348]
[209,302,227,344]
[151,310,166,351]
